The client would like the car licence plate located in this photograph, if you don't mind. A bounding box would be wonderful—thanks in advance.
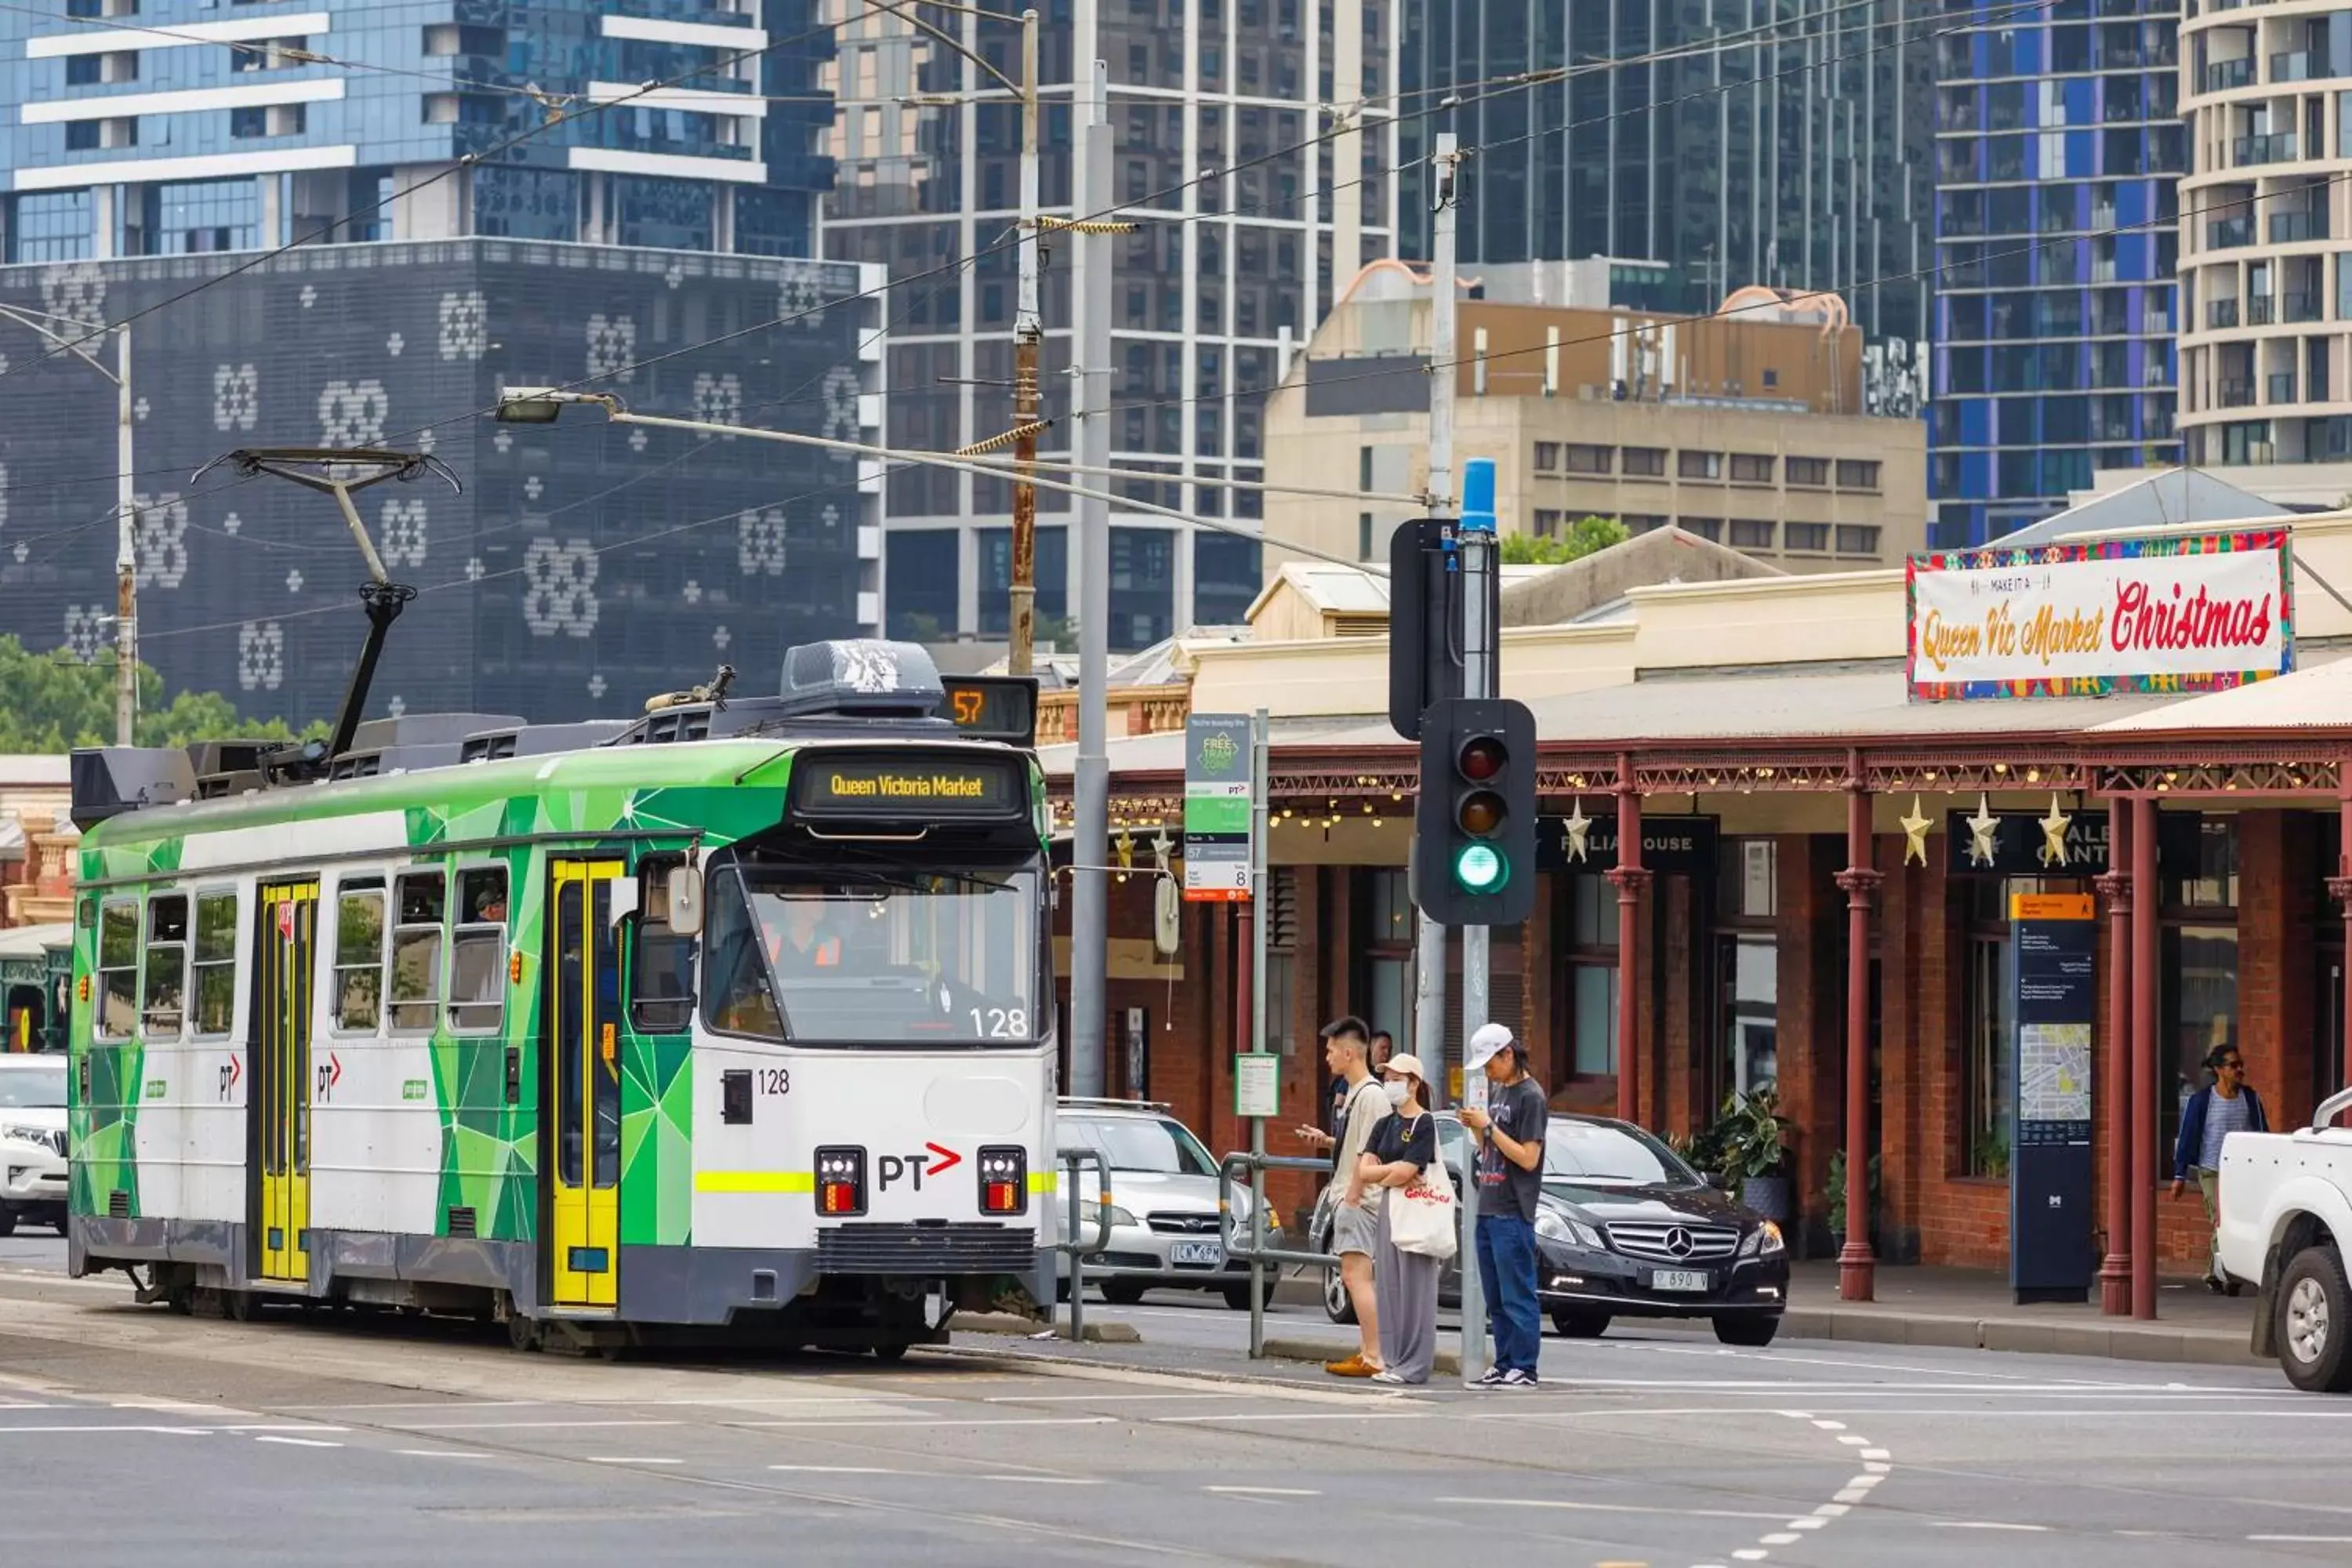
[1171,1240,1223,1267]
[1651,1269,1709,1293]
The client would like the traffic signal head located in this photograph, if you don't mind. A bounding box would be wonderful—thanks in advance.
[1410,697,1537,927]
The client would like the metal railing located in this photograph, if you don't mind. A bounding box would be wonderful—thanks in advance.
[1218,1149,1334,1357]
[1055,1147,1112,1342]
[2312,1085,2352,1130]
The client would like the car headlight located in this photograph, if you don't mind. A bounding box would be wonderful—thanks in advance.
[1100,1204,1138,1229]
[1738,1220,1785,1257]
[1534,1209,1602,1250]
[0,1124,48,1148]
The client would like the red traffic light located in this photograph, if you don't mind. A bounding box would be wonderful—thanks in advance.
[1458,735,1506,781]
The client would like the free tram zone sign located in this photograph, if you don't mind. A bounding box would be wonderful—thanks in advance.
[1906,528,2293,700]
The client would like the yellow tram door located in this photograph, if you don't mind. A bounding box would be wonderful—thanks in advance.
[256,880,318,1283]
[547,861,622,1309]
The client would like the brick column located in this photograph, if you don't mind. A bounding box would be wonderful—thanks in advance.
[2095,801,2133,1316]
[1608,762,1648,1123]
[1836,778,1882,1301]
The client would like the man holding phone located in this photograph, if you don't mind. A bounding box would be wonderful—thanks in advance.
[1295,1015,1389,1375]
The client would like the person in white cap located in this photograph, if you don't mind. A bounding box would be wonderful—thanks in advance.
[1358,1051,1443,1384]
[1461,1021,1547,1387]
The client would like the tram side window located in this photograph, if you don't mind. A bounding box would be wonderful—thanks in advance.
[389,872,445,1033]
[630,858,695,1033]
[334,879,387,1033]
[448,866,506,1033]
[193,891,238,1037]
[97,901,139,1040]
[143,894,189,1038]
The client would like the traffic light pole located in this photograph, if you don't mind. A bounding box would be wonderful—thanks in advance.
[1428,130,1488,1384]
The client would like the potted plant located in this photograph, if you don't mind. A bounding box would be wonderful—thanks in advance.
[1825,1149,1883,1249]
[1721,1089,1791,1224]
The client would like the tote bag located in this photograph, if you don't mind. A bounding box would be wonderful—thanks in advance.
[1388,1115,1457,1261]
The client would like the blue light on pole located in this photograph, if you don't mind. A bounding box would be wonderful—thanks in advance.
[1460,456,1497,535]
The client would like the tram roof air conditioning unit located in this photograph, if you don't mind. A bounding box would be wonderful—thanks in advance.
[776,639,946,720]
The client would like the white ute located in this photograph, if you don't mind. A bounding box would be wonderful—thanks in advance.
[2216,1085,2352,1392]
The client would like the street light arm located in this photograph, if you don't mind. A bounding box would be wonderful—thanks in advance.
[0,303,121,384]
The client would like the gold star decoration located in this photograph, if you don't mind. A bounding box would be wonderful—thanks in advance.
[1114,827,1134,882]
[2038,793,2072,868]
[1965,793,2001,868]
[1900,795,1933,867]
[1563,797,1592,863]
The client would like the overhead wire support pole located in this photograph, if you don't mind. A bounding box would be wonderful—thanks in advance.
[1069,42,1115,1101]
[1414,136,1460,1109]
[1008,5,1044,677]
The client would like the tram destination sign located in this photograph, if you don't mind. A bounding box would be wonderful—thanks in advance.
[1907,528,2292,700]
[790,752,1026,821]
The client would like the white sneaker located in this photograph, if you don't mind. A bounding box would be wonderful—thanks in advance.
[1500,1367,1539,1388]
[1370,1370,1406,1384]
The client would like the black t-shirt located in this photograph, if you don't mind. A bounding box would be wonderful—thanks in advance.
[1326,1075,1350,1141]
[1370,1110,1436,1171]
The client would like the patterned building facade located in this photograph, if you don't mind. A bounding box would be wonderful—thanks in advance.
[0,242,884,726]
[1929,0,2187,547]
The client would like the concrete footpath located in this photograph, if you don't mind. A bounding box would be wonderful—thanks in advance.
[1775,1260,2266,1367]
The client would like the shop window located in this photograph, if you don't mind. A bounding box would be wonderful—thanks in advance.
[193,891,238,1037]
[98,902,138,1039]
[1362,869,1417,1060]
[1714,839,1779,1100]
[333,879,387,1033]
[1961,880,2013,1178]
[2159,818,2238,1153]
[1564,874,1617,1077]
[389,873,445,1033]
[143,894,189,1038]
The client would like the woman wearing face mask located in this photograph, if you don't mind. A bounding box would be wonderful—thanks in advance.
[1357,1053,1443,1385]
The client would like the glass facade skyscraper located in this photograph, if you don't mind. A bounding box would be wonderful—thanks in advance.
[825,0,1399,650]
[0,3,883,724]
[1929,0,2185,547]
[1396,0,1934,347]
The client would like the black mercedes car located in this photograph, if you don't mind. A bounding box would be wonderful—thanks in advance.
[1308,1110,1789,1346]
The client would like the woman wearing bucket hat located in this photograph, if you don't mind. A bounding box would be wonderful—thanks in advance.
[1357,1052,1447,1384]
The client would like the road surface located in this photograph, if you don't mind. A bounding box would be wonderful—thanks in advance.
[1,1234,2343,1567]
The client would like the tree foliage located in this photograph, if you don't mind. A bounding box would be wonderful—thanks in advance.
[1498,517,1630,566]
[0,637,321,753]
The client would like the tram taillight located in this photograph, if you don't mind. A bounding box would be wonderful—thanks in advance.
[978,1145,1028,1216]
[815,1146,868,1216]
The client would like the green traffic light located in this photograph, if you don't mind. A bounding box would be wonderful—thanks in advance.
[1454,842,1506,891]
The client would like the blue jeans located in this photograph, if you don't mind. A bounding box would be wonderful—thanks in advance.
[1475,1211,1542,1375]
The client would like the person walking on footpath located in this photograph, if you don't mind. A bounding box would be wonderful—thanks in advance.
[1358,1052,1446,1385]
[1461,1022,1547,1387]
[2172,1041,2269,1292]
[1294,1015,1390,1376]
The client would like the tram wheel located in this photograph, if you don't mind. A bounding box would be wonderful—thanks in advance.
[506,1312,543,1353]
[223,1290,259,1323]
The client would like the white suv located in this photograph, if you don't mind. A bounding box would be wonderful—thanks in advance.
[0,1055,68,1238]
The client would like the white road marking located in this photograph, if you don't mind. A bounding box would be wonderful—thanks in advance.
[1814,1503,1849,1518]
[223,1425,350,1434]
[1759,1534,1799,1545]
[1811,1419,1846,1430]
[401,1419,684,1431]
[1859,1448,1889,1459]
[1732,1551,1767,1563]
[254,1436,342,1448]
[0,1423,214,1435]
[734,1415,1120,1429]
[586,1457,681,1465]
[1431,1498,1790,1523]
[978,1475,1100,1486]
[1932,1523,2049,1532]
[1205,1486,1320,1497]
[2249,1537,2352,1544]
[768,1465,906,1475]
[1785,1519,1826,1531]
[1158,1410,1432,1424]
[395,1450,497,1459]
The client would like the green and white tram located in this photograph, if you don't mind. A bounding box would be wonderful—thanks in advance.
[65,641,1056,1356]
